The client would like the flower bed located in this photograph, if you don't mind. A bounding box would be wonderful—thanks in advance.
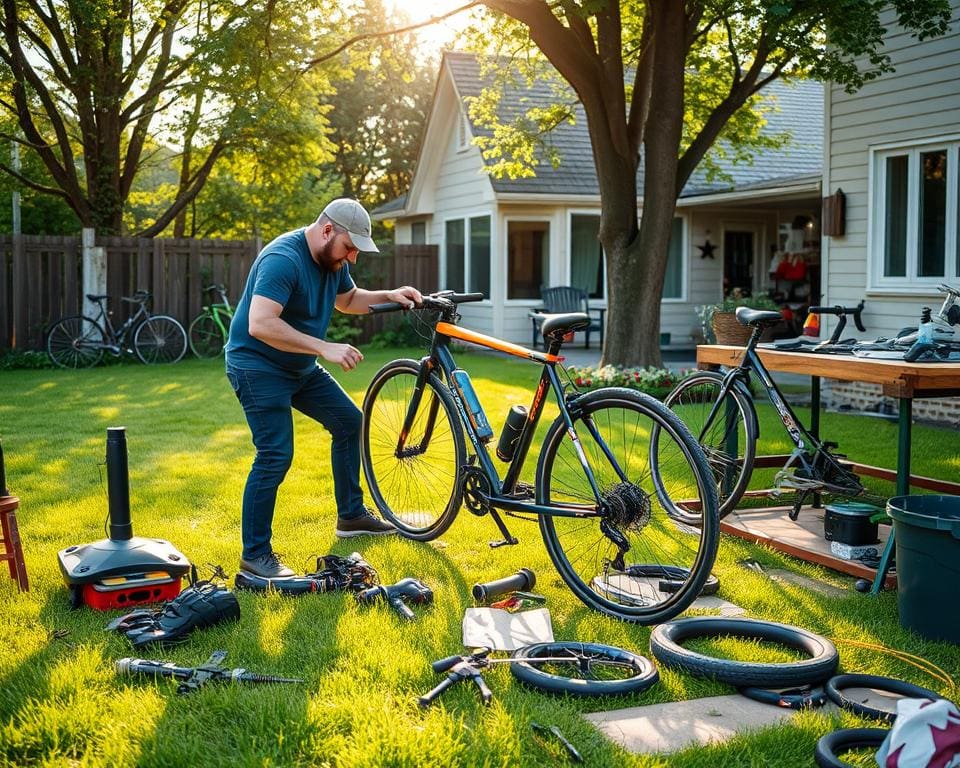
[567,364,693,400]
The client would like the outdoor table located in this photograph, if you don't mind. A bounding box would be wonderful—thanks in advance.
[696,345,960,594]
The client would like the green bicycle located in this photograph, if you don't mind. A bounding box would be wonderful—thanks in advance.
[188,284,234,358]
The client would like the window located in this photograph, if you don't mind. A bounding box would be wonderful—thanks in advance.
[570,215,604,299]
[444,216,491,297]
[872,139,960,287]
[445,219,465,292]
[411,221,426,245]
[469,216,491,298]
[508,221,549,300]
[663,216,685,299]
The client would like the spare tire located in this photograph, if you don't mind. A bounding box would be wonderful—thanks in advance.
[814,728,889,768]
[650,616,839,687]
[825,673,944,723]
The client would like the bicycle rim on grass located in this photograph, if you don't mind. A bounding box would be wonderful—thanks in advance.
[663,371,757,522]
[46,315,105,368]
[510,641,659,696]
[133,316,187,364]
[188,314,225,358]
[537,388,719,623]
[362,360,466,540]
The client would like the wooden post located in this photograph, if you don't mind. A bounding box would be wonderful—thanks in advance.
[81,228,106,319]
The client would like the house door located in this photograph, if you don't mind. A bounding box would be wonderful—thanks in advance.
[724,230,755,296]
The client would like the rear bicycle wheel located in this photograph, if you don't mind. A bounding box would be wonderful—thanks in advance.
[133,315,187,364]
[46,315,105,369]
[537,388,719,624]
[361,359,466,540]
[510,641,659,696]
[188,313,225,358]
[661,371,757,522]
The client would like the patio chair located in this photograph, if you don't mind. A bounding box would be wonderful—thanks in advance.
[529,286,606,350]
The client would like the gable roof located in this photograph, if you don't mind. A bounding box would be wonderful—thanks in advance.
[374,51,823,217]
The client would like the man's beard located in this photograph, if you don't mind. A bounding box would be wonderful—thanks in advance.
[315,237,343,272]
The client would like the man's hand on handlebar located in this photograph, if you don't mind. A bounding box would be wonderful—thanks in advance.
[384,286,422,310]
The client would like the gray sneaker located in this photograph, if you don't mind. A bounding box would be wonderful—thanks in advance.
[239,551,295,578]
[335,508,397,538]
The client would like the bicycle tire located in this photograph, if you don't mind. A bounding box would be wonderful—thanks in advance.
[188,312,225,358]
[814,728,889,768]
[133,315,187,364]
[510,641,659,696]
[661,371,758,522]
[361,359,466,540]
[46,315,106,369]
[825,673,944,723]
[537,387,719,624]
[649,616,839,687]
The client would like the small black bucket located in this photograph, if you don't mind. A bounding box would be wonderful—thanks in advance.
[886,495,960,644]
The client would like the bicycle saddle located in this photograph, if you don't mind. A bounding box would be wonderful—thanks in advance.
[108,580,240,648]
[85,293,109,301]
[735,307,782,327]
[540,312,591,339]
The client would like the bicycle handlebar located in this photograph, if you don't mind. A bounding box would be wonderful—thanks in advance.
[807,301,866,332]
[369,291,484,314]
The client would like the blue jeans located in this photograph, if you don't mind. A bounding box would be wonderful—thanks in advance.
[226,364,365,559]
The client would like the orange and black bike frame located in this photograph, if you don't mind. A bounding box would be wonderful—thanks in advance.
[393,295,616,547]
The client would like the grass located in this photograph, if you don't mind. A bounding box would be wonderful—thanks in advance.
[1,349,959,767]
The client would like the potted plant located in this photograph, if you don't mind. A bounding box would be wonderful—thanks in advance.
[696,292,782,346]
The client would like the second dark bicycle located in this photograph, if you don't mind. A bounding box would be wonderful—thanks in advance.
[47,290,187,369]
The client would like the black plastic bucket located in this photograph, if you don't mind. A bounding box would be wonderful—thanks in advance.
[886,495,960,643]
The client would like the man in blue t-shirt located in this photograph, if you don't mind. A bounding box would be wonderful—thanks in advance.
[225,198,422,578]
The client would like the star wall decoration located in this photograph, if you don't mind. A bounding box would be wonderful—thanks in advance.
[697,240,716,259]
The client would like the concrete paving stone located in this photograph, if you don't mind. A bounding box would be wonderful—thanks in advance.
[763,567,848,599]
[584,694,839,754]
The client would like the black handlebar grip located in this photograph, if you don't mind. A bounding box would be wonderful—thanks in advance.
[369,302,406,314]
[472,568,536,602]
[418,674,458,707]
[451,292,485,303]
[431,655,465,673]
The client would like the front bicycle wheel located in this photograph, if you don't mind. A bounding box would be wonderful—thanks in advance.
[133,315,187,364]
[537,388,719,624]
[361,359,466,540]
[188,313,225,358]
[510,641,659,696]
[46,315,105,369]
[662,371,758,522]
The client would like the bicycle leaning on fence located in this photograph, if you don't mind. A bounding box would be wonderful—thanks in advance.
[187,284,234,358]
[361,290,719,624]
[46,290,188,369]
[663,305,867,525]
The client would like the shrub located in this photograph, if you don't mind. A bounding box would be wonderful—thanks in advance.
[0,349,55,370]
[566,364,693,400]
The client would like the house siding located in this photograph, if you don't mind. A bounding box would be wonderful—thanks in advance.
[824,2,960,339]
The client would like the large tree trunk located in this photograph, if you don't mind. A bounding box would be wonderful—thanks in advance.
[598,2,686,369]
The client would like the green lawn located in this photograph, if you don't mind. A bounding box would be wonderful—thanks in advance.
[1,350,958,767]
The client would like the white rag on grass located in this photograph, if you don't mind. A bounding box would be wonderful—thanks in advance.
[461,607,554,651]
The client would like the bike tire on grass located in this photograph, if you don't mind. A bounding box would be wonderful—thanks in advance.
[46,315,106,369]
[188,313,226,358]
[510,641,659,696]
[649,616,839,687]
[133,315,187,364]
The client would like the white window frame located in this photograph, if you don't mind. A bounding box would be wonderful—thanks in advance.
[504,215,555,304]
[440,212,493,300]
[566,209,606,302]
[663,214,690,303]
[868,134,960,292]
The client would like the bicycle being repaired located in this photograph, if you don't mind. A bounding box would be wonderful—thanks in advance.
[362,290,719,624]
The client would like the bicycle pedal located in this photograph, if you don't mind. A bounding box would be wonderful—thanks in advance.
[488,537,518,549]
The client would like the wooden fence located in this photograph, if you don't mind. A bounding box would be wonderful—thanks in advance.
[0,236,437,351]
[0,234,259,350]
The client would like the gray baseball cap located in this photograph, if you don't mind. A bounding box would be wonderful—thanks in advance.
[321,198,379,253]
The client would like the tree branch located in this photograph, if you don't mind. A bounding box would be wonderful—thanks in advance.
[0,161,74,201]
[304,1,481,70]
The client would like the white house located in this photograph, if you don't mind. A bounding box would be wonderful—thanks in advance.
[822,1,960,338]
[374,51,826,347]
